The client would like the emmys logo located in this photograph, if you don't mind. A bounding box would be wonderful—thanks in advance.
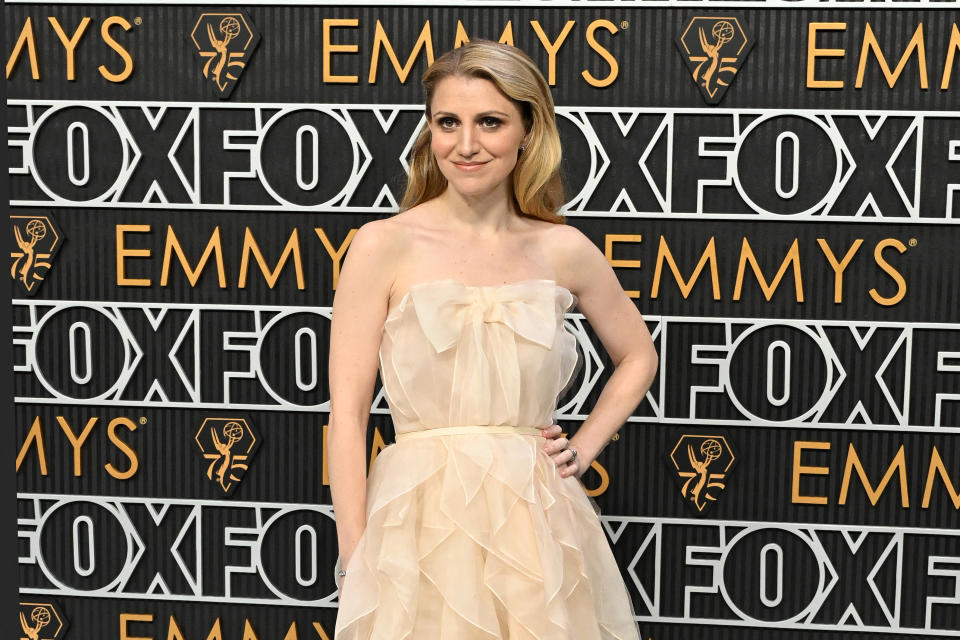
[194,417,260,495]
[187,11,261,98]
[667,434,737,514]
[18,602,66,640]
[675,16,753,104]
[11,215,62,296]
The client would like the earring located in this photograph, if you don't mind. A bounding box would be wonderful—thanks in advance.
[519,142,527,153]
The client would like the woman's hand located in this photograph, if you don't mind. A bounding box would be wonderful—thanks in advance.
[540,423,584,479]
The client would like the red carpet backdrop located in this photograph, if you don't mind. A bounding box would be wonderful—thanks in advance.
[7,1,960,638]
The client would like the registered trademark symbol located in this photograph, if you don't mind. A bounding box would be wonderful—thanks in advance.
[134,16,142,25]
[139,417,147,424]
[620,20,629,29]
[908,238,917,246]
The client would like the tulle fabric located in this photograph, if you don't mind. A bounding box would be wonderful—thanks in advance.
[334,279,640,639]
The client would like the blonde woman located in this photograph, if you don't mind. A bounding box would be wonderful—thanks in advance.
[329,40,657,639]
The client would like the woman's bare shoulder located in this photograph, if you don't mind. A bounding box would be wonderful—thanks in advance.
[537,221,603,293]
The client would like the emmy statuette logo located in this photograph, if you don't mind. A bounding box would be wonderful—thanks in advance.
[187,11,261,98]
[18,602,67,640]
[11,214,62,296]
[194,417,260,495]
[675,16,753,105]
[667,434,737,514]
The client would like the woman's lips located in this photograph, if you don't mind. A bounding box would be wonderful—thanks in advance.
[453,161,487,171]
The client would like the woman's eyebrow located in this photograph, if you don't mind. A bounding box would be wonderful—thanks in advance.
[431,110,511,119]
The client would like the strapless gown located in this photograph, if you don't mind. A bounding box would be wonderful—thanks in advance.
[334,278,640,639]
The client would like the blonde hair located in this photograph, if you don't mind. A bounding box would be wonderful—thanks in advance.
[399,40,566,223]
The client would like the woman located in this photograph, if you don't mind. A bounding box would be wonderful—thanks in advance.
[328,40,658,639]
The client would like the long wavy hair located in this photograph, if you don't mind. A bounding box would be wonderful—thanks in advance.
[399,40,566,223]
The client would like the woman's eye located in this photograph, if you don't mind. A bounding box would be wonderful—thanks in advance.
[437,117,457,129]
[480,117,501,128]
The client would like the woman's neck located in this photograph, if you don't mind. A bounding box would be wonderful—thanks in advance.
[436,184,520,233]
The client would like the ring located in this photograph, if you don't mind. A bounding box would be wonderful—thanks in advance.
[568,446,578,462]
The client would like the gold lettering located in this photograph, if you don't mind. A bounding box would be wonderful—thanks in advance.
[941,23,960,90]
[315,227,356,289]
[734,237,804,301]
[604,234,642,298]
[116,224,152,286]
[166,615,186,640]
[806,22,846,88]
[161,226,227,288]
[817,238,862,303]
[15,416,48,475]
[792,441,830,505]
[311,621,331,640]
[322,423,329,486]
[856,22,928,89]
[583,460,610,498]
[238,227,305,289]
[839,443,909,507]
[369,426,388,470]
[922,446,960,509]
[530,20,576,86]
[105,417,139,480]
[652,236,720,300]
[119,613,154,640]
[322,18,359,83]
[454,20,515,48]
[48,17,91,81]
[869,238,907,305]
[6,17,40,80]
[57,416,98,476]
[368,20,434,84]
[206,618,223,640]
[99,16,134,82]
[454,21,470,48]
[582,19,619,88]
[242,620,259,640]
[498,21,515,47]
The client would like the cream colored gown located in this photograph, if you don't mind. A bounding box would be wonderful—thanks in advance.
[334,278,640,639]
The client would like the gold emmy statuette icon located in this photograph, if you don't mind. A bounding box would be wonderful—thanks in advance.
[684,438,724,511]
[195,417,260,495]
[11,215,62,296]
[188,11,261,99]
[697,21,735,99]
[668,434,737,514]
[675,16,754,105]
[206,16,241,92]
[209,420,244,491]
[19,606,50,640]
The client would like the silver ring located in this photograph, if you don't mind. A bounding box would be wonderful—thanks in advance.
[568,446,578,462]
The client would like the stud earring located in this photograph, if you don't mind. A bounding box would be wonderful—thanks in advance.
[519,142,527,153]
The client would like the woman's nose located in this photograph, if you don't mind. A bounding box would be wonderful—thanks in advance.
[456,127,479,156]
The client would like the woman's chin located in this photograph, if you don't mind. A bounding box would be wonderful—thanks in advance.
[443,177,512,200]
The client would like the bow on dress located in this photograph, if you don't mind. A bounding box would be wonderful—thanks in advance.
[409,280,559,426]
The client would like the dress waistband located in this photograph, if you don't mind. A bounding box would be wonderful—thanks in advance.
[395,425,545,442]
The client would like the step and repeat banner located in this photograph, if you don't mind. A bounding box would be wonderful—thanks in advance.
[7,1,960,638]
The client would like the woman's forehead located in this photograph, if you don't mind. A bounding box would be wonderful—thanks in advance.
[430,76,521,115]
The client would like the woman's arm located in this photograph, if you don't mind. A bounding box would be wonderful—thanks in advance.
[327,220,399,565]
[548,224,659,479]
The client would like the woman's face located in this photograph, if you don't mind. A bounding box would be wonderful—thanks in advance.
[428,75,528,200]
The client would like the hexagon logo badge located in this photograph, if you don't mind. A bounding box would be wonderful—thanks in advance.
[11,214,63,296]
[187,10,261,98]
[18,601,67,640]
[667,434,737,515]
[675,16,754,105]
[194,417,260,495]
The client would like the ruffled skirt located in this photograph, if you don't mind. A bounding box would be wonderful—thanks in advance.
[333,433,640,639]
